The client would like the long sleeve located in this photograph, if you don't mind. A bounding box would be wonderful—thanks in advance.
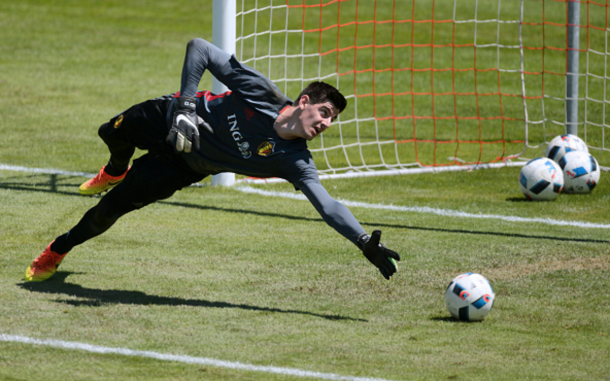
[179,38,232,97]
[179,38,289,115]
[299,181,365,246]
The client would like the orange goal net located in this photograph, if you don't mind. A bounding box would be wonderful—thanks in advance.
[236,0,609,178]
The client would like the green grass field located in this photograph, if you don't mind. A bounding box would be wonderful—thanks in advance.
[1,1,609,380]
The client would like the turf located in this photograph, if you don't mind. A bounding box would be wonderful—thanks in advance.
[1,168,609,381]
[1,1,609,381]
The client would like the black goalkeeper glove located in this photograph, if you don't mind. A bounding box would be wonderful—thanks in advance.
[357,230,400,280]
[166,96,200,153]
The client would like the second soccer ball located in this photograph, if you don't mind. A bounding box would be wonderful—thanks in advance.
[558,151,600,194]
[545,134,588,163]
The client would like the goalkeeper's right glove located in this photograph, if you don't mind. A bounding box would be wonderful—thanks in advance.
[357,230,400,280]
[166,96,200,153]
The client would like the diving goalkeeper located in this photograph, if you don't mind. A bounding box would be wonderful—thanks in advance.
[24,38,400,282]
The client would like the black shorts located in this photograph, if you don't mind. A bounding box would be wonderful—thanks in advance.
[99,97,206,210]
[101,96,175,156]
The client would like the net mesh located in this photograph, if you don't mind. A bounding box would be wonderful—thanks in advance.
[236,0,610,175]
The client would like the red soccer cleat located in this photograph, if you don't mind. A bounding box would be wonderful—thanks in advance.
[78,165,129,195]
[24,242,68,282]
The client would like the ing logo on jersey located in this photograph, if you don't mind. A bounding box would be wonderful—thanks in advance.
[114,115,124,128]
[257,141,275,157]
[228,114,252,159]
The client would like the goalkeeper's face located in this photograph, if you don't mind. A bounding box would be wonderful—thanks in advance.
[298,95,339,141]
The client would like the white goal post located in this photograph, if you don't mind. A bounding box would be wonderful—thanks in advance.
[212,0,609,185]
[211,0,237,186]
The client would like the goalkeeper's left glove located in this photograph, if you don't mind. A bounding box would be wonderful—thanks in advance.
[357,230,400,280]
[166,96,200,153]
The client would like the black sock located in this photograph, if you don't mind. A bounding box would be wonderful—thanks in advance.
[104,158,129,177]
[50,232,75,255]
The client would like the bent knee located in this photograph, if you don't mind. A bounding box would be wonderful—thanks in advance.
[98,121,117,143]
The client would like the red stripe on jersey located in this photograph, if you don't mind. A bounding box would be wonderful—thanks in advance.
[199,90,232,101]
[172,90,232,100]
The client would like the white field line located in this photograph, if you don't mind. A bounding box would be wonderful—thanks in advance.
[0,164,96,177]
[235,186,610,230]
[1,163,608,229]
[0,334,399,381]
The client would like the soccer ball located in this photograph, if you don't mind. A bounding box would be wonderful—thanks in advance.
[518,157,564,201]
[558,151,600,194]
[545,134,588,163]
[445,273,495,322]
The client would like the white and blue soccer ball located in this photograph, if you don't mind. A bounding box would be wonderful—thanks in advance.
[445,273,495,322]
[545,134,588,163]
[519,157,564,201]
[558,151,600,194]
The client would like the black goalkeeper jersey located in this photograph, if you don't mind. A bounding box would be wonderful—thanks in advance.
[167,39,319,189]
[165,38,365,246]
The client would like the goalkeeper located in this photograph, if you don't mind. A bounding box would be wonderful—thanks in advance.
[24,38,400,282]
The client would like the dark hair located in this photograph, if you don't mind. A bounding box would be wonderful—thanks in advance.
[296,82,347,114]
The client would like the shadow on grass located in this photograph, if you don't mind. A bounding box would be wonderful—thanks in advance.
[0,173,83,194]
[18,273,367,322]
[429,316,479,323]
[1,175,608,245]
[505,197,536,202]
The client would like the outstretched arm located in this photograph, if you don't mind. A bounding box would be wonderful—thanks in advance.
[179,38,288,107]
[179,38,232,97]
[166,39,231,153]
[299,181,401,280]
[167,39,290,153]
